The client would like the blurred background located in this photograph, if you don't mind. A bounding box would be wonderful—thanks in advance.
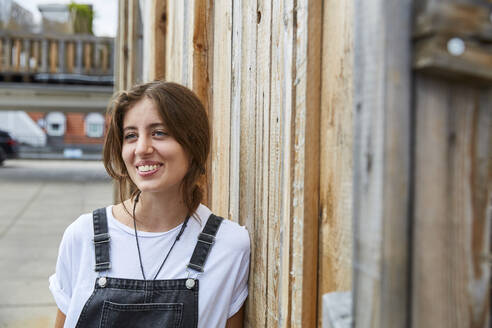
[0,1,116,326]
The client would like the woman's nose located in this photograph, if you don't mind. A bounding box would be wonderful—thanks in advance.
[135,136,153,155]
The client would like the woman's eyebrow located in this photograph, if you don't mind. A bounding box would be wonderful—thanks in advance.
[123,123,166,131]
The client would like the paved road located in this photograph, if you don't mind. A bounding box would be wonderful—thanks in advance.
[0,159,113,328]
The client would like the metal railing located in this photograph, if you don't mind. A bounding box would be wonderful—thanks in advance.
[0,30,114,84]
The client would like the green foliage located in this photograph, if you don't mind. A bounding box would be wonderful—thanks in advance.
[68,2,94,35]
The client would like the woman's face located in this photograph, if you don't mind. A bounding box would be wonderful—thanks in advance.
[121,98,190,196]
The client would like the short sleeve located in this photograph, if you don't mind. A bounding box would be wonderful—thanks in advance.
[228,229,251,318]
[49,225,74,314]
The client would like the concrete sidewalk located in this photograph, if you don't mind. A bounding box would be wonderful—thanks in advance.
[0,160,112,328]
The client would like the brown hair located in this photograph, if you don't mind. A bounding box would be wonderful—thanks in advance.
[103,81,210,215]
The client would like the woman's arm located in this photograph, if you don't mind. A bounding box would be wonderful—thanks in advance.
[54,309,66,328]
[226,305,245,328]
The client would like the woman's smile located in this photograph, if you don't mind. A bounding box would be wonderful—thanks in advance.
[135,161,163,176]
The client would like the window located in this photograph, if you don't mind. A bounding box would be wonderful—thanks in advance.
[85,113,105,138]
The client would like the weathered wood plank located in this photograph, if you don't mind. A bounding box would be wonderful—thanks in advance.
[412,75,492,328]
[353,0,412,327]
[245,0,270,326]
[229,0,242,223]
[116,0,128,90]
[290,0,321,326]
[210,0,232,217]
[145,0,167,81]
[268,0,295,326]
[318,4,353,323]
[126,0,139,86]
[192,0,213,205]
[165,0,184,83]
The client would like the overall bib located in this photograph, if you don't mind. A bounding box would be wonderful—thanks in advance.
[75,208,223,328]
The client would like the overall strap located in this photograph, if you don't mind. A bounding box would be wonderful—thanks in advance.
[187,214,224,272]
[92,208,111,272]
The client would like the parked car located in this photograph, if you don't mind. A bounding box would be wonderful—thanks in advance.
[0,130,19,165]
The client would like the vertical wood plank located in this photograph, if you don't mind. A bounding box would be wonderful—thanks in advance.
[238,0,256,257]
[412,76,492,328]
[165,0,184,83]
[117,0,129,90]
[318,2,354,323]
[290,0,321,326]
[268,0,295,326]
[245,0,271,326]
[229,0,242,223]
[127,0,139,85]
[146,0,167,81]
[210,0,232,217]
[353,0,412,327]
[192,0,213,206]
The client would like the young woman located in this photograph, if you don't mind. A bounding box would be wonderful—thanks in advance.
[50,81,250,328]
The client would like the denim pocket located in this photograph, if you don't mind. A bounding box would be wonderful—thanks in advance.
[99,301,183,328]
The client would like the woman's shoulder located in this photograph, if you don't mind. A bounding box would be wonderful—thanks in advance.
[62,206,111,242]
[195,204,250,255]
[216,219,250,254]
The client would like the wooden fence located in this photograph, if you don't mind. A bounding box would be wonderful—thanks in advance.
[116,0,492,327]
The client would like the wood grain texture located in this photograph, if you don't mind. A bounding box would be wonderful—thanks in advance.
[290,0,321,327]
[245,0,270,326]
[269,0,296,326]
[353,0,412,327]
[165,0,184,83]
[210,0,232,217]
[412,75,492,328]
[148,0,167,80]
[318,1,353,316]
[192,0,213,206]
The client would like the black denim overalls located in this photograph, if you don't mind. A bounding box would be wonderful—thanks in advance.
[75,208,223,328]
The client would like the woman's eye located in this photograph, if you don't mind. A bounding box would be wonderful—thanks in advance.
[153,130,168,137]
[124,133,137,140]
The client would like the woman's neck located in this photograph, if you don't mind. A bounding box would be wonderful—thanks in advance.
[122,191,189,232]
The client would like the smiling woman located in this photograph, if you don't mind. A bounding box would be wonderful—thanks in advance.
[49,81,250,328]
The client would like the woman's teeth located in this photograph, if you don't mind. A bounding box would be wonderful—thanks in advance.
[138,164,160,172]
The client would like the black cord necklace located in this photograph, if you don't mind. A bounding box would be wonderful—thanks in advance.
[132,191,190,281]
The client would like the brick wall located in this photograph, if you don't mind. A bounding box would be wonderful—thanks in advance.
[27,112,107,145]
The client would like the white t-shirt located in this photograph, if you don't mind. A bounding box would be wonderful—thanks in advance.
[49,204,250,328]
